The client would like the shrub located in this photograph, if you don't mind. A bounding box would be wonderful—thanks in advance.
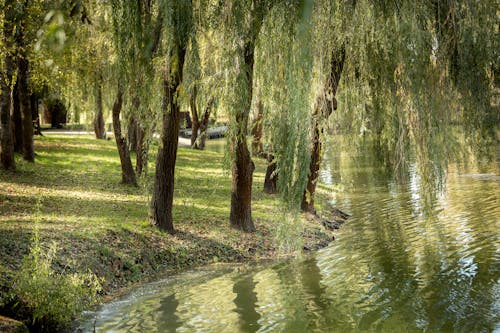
[11,232,102,331]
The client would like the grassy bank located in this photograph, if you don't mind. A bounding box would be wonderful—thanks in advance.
[0,135,333,331]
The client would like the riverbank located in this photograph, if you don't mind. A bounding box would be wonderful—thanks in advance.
[0,135,338,331]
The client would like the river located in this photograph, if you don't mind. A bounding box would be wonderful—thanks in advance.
[79,137,499,332]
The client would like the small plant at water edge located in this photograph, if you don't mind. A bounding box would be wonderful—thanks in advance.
[273,210,304,255]
[11,233,102,331]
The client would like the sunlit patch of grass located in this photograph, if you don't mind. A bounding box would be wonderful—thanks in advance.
[0,134,331,318]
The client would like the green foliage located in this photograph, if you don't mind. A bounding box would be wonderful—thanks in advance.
[13,241,101,328]
[11,205,101,329]
[257,0,314,207]
[317,0,498,192]
[273,210,304,255]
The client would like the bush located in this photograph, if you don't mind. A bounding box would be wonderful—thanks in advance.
[11,232,102,331]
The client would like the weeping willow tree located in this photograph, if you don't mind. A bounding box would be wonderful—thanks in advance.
[217,0,273,232]
[254,0,497,215]
[65,1,112,141]
[110,0,166,185]
[254,0,355,213]
[183,7,221,150]
[0,0,16,170]
[150,0,193,233]
[326,0,498,203]
[183,6,219,149]
[256,0,315,208]
[116,0,164,176]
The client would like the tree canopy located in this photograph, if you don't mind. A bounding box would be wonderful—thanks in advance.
[1,0,497,225]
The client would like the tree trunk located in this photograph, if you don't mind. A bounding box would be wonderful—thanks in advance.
[150,0,191,232]
[251,98,264,157]
[190,85,199,148]
[12,83,22,153]
[229,0,268,231]
[0,0,16,171]
[230,41,257,232]
[301,104,321,213]
[127,96,148,175]
[230,127,255,232]
[0,68,15,170]
[150,2,190,232]
[18,56,34,162]
[150,77,183,233]
[135,122,148,175]
[31,93,42,136]
[15,1,34,162]
[301,49,345,213]
[198,97,214,150]
[112,86,137,186]
[94,78,106,139]
[263,154,277,194]
[128,116,137,153]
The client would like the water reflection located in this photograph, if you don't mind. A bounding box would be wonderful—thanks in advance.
[80,138,499,333]
[232,274,260,332]
[156,294,180,332]
[176,274,240,331]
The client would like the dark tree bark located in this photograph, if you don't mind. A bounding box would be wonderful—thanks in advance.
[230,42,257,232]
[301,49,345,213]
[30,93,42,136]
[18,56,34,162]
[14,1,34,162]
[229,2,268,232]
[128,116,138,153]
[150,76,184,233]
[301,103,322,213]
[93,77,106,139]
[12,83,23,153]
[112,86,137,186]
[127,96,148,175]
[135,122,147,175]
[197,97,214,150]
[189,85,199,148]
[230,125,255,232]
[263,154,277,194]
[150,1,191,233]
[0,0,16,171]
[251,98,264,157]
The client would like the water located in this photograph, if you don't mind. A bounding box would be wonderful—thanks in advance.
[80,139,499,333]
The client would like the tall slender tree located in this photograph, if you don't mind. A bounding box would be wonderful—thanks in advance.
[301,48,345,213]
[251,97,264,157]
[224,0,269,232]
[111,85,137,185]
[110,0,164,184]
[256,0,315,207]
[0,0,16,171]
[12,83,23,153]
[196,97,214,149]
[16,1,34,162]
[150,0,193,233]
[93,75,106,139]
[189,84,200,147]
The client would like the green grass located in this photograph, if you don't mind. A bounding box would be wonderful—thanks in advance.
[0,134,331,326]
